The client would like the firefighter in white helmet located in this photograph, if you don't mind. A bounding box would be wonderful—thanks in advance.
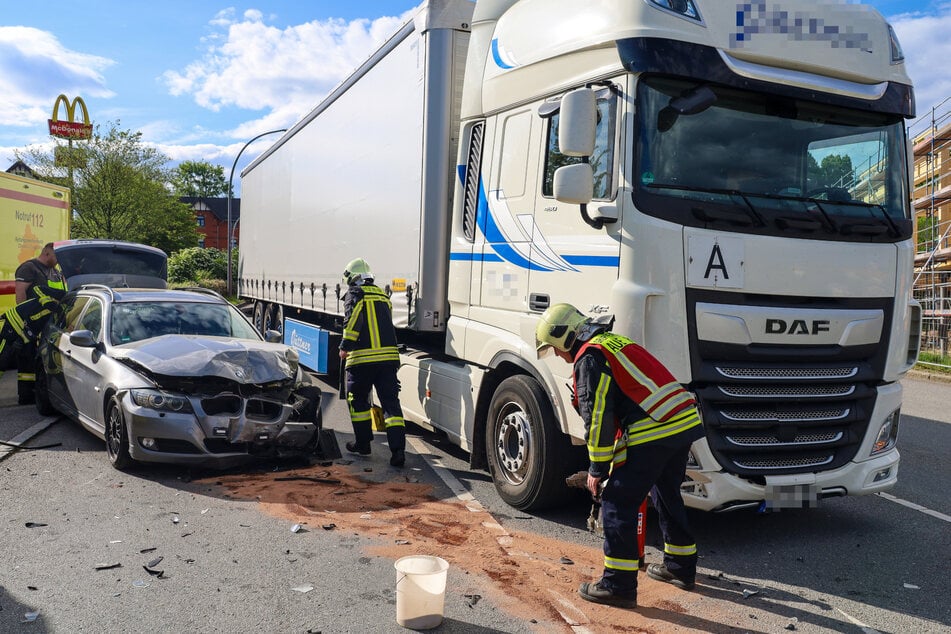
[535,303,703,609]
[339,258,406,467]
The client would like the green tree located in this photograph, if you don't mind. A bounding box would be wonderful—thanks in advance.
[16,121,199,252]
[819,154,854,188]
[171,160,229,198]
[168,247,229,283]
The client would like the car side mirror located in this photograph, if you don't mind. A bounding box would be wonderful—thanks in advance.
[69,330,98,348]
[264,329,283,344]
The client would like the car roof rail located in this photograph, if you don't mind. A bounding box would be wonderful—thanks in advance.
[179,286,228,302]
[78,283,115,302]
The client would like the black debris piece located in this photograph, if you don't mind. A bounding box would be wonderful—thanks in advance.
[94,563,122,571]
[24,522,48,528]
[560,557,574,565]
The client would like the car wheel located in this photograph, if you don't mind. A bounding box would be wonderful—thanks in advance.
[34,365,56,417]
[105,396,133,470]
[485,375,570,511]
[252,301,266,334]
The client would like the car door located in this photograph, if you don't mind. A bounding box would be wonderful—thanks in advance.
[44,294,90,415]
[60,297,107,433]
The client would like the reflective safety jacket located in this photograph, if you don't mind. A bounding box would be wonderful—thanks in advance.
[2,284,66,343]
[573,332,703,477]
[340,282,399,368]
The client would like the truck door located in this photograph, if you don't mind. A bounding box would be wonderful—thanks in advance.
[474,108,543,314]
[527,88,621,316]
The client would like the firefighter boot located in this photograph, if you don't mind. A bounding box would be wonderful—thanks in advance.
[646,563,695,590]
[386,426,406,467]
[346,420,373,456]
[578,579,637,609]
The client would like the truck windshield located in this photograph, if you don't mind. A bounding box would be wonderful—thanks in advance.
[634,77,910,239]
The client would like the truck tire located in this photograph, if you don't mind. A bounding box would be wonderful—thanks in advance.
[486,375,569,511]
[262,303,275,333]
[252,302,266,334]
[269,304,284,337]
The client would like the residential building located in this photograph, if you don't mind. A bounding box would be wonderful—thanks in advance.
[181,196,240,250]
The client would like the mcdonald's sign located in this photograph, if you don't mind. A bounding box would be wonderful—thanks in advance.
[48,94,93,140]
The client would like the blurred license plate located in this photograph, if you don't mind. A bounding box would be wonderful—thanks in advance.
[764,483,820,510]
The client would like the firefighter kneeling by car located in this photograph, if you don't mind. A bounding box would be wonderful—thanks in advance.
[535,303,704,610]
[0,285,66,404]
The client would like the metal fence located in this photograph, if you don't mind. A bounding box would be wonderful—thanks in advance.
[911,98,951,369]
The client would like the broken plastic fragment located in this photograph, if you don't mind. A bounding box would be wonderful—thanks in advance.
[147,556,164,568]
[395,539,410,545]
[742,589,759,599]
[140,547,157,554]
[132,580,150,589]
[21,611,39,623]
[292,584,315,593]
[24,522,48,528]
[560,557,574,565]
[291,524,302,533]
[172,516,180,524]
[465,594,482,608]
[94,562,122,571]
[321,523,336,530]
[201,509,209,515]
[903,583,920,590]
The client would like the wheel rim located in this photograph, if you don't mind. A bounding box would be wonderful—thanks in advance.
[253,305,264,332]
[106,405,122,459]
[493,400,532,485]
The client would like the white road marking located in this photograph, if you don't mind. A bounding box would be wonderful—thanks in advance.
[876,492,951,523]
[407,436,595,631]
[835,607,883,634]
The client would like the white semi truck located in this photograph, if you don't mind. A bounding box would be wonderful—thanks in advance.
[239,0,920,512]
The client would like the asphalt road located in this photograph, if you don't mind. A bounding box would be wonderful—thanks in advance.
[1,371,949,633]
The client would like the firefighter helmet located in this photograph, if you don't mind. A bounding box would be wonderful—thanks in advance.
[535,303,590,355]
[343,258,374,286]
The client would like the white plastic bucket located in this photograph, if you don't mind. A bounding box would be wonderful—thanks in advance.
[394,555,449,630]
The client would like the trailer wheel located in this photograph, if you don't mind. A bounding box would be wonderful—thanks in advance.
[486,375,569,511]
[268,304,284,337]
[252,302,266,334]
[262,303,275,333]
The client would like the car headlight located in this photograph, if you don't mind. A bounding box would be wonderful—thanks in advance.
[130,389,193,413]
[871,408,900,455]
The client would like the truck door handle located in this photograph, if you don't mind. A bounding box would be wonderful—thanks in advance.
[529,293,550,312]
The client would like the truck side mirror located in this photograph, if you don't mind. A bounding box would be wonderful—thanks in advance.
[553,163,594,205]
[558,88,597,157]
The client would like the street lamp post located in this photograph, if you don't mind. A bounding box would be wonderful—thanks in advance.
[227,128,286,296]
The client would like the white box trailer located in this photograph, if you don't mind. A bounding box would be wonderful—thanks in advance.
[240,0,920,512]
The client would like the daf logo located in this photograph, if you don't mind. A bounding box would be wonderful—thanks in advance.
[765,319,831,335]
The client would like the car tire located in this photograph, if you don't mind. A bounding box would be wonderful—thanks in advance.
[34,365,57,417]
[485,375,571,511]
[105,395,133,470]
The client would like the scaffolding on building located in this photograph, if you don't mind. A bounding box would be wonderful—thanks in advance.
[910,97,951,367]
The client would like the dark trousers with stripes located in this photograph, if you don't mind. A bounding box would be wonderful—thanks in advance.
[600,434,698,596]
[345,361,405,453]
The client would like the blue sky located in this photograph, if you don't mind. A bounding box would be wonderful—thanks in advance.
[1,0,948,187]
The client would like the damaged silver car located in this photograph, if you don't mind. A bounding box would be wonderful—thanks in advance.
[36,286,323,469]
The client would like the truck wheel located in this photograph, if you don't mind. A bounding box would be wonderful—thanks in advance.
[270,304,285,337]
[486,375,568,511]
[105,395,133,470]
[252,302,266,334]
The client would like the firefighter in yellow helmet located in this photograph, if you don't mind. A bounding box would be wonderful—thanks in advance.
[536,303,703,609]
[339,258,406,467]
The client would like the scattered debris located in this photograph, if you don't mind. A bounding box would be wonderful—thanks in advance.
[132,580,150,589]
[785,617,799,630]
[140,547,157,554]
[322,523,337,530]
[201,509,209,514]
[171,516,180,524]
[276,474,342,484]
[903,583,920,590]
[337,460,354,466]
[395,540,411,545]
[291,523,303,533]
[144,556,165,577]
[146,556,164,568]
[742,589,759,599]
[363,468,373,473]
[109,540,122,544]
[24,522,48,528]
[465,594,482,608]
[21,611,39,623]
[559,557,574,565]
[94,562,122,571]
[292,584,315,593]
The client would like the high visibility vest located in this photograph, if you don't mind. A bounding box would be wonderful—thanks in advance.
[341,283,400,368]
[575,333,701,466]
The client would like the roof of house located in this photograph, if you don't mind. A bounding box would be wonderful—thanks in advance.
[180,196,240,222]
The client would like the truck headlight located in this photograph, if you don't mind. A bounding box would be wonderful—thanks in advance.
[131,389,192,413]
[648,0,700,21]
[871,408,900,455]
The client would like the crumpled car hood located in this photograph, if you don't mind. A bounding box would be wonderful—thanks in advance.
[112,335,296,384]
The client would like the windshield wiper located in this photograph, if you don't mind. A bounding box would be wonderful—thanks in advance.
[647,183,764,226]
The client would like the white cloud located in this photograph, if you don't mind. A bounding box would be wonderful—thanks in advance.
[161,9,412,137]
[889,6,951,126]
[0,26,114,127]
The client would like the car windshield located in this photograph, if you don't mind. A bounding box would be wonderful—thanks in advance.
[635,77,910,227]
[110,301,261,345]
